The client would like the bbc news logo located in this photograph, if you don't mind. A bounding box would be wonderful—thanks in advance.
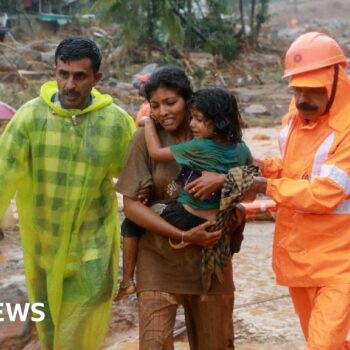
[0,303,45,322]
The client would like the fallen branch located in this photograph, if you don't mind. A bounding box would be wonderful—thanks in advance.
[0,42,17,51]
[170,3,208,43]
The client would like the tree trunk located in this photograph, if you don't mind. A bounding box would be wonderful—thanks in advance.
[238,0,246,40]
[254,0,269,48]
[146,0,155,54]
[250,0,256,45]
[185,0,193,47]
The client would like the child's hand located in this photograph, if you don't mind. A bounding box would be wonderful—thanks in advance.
[139,115,157,127]
[136,186,151,205]
[138,115,151,127]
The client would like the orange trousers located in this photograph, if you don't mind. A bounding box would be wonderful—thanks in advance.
[289,284,350,350]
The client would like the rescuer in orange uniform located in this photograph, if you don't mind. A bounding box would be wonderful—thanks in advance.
[251,32,350,349]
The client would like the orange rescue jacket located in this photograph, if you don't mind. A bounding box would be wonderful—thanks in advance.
[263,67,350,286]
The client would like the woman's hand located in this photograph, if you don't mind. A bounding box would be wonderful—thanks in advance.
[185,171,225,200]
[184,220,222,248]
[124,196,221,248]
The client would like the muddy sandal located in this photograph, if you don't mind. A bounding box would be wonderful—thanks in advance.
[115,280,136,301]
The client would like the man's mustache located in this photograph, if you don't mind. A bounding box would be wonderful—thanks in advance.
[63,90,80,97]
[296,102,318,111]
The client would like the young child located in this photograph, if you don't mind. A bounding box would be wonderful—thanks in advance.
[116,87,252,300]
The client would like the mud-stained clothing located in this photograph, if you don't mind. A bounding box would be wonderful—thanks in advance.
[117,127,235,349]
[117,127,234,295]
[138,291,234,350]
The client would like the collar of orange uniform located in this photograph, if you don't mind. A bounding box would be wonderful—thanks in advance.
[296,112,329,129]
[289,66,350,132]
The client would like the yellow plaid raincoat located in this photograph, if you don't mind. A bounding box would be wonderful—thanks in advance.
[0,81,135,349]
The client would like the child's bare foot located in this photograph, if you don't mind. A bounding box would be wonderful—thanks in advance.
[115,280,136,301]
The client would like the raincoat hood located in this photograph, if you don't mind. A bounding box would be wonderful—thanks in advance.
[40,81,113,117]
[289,66,350,132]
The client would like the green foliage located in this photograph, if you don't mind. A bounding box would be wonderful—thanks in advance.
[93,0,184,50]
[191,67,207,86]
[91,0,270,62]
[0,0,20,13]
[258,0,269,19]
[153,51,184,66]
[207,34,239,61]
[207,0,229,14]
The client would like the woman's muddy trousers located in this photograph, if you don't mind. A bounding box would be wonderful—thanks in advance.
[138,291,234,350]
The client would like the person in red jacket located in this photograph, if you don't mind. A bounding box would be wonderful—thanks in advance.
[134,73,152,127]
[250,32,350,350]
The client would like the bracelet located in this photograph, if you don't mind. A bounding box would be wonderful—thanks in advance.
[168,231,190,249]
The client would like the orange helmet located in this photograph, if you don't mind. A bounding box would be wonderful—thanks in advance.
[283,32,348,78]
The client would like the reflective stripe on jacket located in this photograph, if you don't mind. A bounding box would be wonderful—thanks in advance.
[263,67,350,286]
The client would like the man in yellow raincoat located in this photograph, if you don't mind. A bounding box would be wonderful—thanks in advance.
[251,32,350,349]
[0,37,135,349]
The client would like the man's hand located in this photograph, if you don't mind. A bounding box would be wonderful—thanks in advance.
[254,176,268,193]
[136,187,151,205]
[184,220,222,248]
[185,171,225,200]
[243,176,268,201]
[252,158,264,172]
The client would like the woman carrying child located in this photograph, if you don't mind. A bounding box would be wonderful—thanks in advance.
[143,86,252,243]
[116,66,251,350]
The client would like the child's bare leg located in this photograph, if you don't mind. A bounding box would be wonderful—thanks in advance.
[115,236,139,301]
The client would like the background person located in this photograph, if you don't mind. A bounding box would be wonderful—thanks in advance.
[0,37,135,349]
[134,72,152,127]
[250,32,350,350]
